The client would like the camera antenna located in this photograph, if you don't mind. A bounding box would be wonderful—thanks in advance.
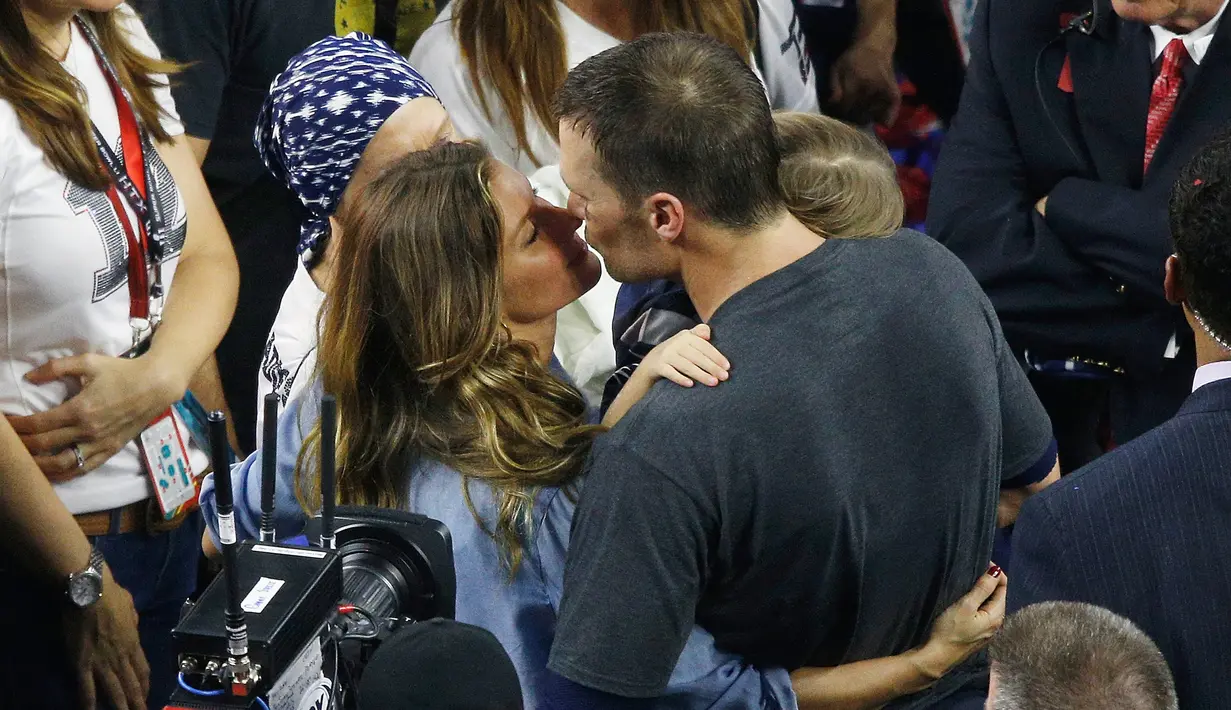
[319,395,337,550]
[258,394,279,543]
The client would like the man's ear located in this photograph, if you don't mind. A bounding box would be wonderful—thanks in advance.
[646,192,685,244]
[1164,254,1186,306]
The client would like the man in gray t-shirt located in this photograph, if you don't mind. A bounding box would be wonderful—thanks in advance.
[544,33,1054,707]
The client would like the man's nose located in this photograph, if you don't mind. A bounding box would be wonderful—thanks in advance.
[566,192,586,221]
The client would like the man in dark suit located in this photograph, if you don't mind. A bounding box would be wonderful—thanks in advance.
[1009,132,1231,709]
[928,0,1230,471]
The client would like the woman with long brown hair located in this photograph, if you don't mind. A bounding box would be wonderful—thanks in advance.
[0,1,238,707]
[202,141,810,707]
[410,0,820,174]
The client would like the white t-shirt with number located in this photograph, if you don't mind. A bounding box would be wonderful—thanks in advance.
[0,6,193,515]
[410,0,820,174]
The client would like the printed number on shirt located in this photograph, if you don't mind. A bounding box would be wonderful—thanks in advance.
[63,136,187,303]
[780,11,812,85]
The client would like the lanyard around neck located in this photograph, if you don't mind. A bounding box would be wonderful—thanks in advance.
[75,16,166,345]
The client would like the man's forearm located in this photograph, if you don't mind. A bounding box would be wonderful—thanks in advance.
[0,418,92,586]
[854,0,897,46]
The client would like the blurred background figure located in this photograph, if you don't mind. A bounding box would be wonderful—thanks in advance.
[358,619,524,710]
[988,602,1178,710]
[794,0,965,231]
[335,0,440,55]
[412,0,818,174]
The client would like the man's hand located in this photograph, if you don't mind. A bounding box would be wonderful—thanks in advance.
[8,354,185,481]
[65,567,149,710]
[1035,195,1049,216]
[827,37,901,126]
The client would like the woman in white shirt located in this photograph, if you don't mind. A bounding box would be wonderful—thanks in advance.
[411,0,820,175]
[0,1,238,708]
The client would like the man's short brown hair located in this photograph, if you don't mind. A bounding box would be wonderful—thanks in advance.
[554,32,784,229]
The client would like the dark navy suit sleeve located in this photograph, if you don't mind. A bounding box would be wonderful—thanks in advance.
[1046,177,1171,299]
[1007,491,1081,613]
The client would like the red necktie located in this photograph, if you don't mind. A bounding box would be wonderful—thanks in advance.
[1144,38,1190,173]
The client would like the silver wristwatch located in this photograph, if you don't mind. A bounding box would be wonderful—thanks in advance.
[66,547,106,609]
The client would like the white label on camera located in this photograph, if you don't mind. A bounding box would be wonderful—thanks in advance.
[269,633,326,710]
[252,544,327,559]
[241,577,285,614]
[217,512,237,545]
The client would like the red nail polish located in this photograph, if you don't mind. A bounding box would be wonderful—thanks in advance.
[988,565,1002,578]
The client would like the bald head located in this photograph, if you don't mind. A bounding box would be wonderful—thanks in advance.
[989,602,1178,710]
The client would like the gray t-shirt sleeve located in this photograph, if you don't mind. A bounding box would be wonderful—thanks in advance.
[547,437,708,697]
[992,313,1054,479]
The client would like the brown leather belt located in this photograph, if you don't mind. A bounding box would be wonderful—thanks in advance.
[72,465,211,538]
[75,499,148,537]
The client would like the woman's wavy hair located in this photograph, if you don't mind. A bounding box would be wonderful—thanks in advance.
[0,1,177,190]
[775,111,904,239]
[454,0,754,167]
[296,141,603,573]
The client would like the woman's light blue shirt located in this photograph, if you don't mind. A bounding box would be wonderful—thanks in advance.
[200,381,795,709]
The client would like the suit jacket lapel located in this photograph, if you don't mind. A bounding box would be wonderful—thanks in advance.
[1068,15,1153,187]
[1146,15,1231,184]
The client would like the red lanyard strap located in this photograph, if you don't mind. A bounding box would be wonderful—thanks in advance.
[75,16,163,331]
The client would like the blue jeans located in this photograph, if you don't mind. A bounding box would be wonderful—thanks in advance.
[97,514,203,710]
[0,512,202,710]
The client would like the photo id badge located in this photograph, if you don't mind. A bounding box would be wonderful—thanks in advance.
[139,409,196,517]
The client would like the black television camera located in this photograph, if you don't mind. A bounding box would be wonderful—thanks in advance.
[165,395,456,710]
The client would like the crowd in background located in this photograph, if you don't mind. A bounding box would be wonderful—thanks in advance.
[0,0,1229,709]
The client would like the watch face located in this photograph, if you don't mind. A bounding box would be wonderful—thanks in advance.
[68,571,103,608]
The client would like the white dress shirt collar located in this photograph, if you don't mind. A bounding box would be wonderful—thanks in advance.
[1192,360,1231,392]
[1151,0,1230,64]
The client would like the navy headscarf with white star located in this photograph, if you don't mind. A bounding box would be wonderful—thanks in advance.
[255,32,439,264]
